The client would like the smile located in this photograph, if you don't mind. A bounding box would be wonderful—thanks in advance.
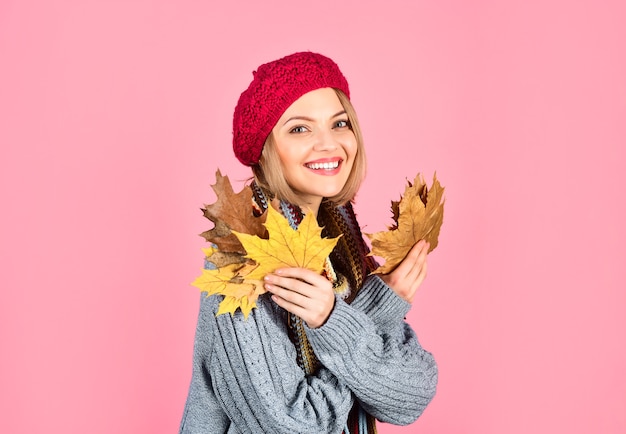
[305,160,341,170]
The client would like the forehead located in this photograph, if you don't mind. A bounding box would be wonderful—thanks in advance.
[279,88,344,117]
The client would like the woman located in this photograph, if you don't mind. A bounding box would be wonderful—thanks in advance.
[180,52,437,433]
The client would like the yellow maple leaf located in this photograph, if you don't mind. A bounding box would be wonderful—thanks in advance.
[366,173,445,274]
[216,279,264,318]
[192,206,339,319]
[191,261,265,319]
[233,206,340,280]
[191,263,241,296]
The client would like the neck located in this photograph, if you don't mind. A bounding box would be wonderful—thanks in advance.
[294,197,322,218]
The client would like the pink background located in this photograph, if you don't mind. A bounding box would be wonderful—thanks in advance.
[1,1,625,433]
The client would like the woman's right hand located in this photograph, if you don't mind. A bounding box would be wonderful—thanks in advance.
[264,267,336,329]
[379,240,430,304]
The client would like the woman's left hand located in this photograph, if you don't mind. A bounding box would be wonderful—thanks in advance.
[380,240,430,304]
[264,268,335,329]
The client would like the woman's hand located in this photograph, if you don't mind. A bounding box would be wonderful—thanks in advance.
[380,240,430,304]
[264,268,335,329]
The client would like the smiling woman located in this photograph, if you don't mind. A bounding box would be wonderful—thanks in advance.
[255,86,367,210]
[179,52,437,434]
[268,88,358,213]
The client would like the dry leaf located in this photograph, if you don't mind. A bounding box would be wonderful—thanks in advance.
[366,173,445,274]
[200,221,244,255]
[193,171,269,318]
[233,206,340,281]
[193,203,339,319]
[191,261,265,319]
[202,246,249,268]
[200,169,267,254]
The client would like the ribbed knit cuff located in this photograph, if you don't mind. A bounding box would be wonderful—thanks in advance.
[306,297,372,356]
[350,274,411,328]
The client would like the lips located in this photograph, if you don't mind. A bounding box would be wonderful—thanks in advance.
[305,160,341,170]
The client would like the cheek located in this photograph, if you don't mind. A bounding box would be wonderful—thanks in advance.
[276,148,301,167]
[274,135,306,159]
[346,136,358,159]
[273,139,294,161]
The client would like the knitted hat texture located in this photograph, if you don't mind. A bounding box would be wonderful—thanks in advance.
[232,52,350,166]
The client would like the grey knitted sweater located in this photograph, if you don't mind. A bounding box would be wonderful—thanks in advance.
[179,272,438,433]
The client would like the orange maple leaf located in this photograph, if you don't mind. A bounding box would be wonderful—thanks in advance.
[366,173,445,274]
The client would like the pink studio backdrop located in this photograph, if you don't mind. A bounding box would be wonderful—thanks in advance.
[1,1,625,433]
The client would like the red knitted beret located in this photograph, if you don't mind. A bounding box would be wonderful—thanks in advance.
[232,52,350,166]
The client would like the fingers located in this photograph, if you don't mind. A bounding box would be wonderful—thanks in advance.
[266,268,330,295]
[405,240,429,282]
[412,260,428,293]
[388,240,429,281]
[263,268,335,328]
[380,240,430,303]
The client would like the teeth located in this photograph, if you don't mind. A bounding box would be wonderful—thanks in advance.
[307,161,340,170]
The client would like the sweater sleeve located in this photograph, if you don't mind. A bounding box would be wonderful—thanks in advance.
[180,293,354,434]
[305,274,438,426]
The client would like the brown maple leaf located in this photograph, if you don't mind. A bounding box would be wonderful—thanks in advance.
[200,169,267,255]
[366,173,445,274]
[201,246,249,268]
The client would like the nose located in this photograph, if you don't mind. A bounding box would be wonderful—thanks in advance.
[312,127,338,152]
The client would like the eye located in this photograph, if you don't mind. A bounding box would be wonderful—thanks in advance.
[289,125,308,134]
[333,119,351,129]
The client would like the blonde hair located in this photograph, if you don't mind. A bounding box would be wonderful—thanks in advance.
[251,89,366,206]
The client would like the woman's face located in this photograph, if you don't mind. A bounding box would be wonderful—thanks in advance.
[270,88,357,212]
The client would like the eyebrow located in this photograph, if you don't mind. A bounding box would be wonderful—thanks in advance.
[281,110,347,127]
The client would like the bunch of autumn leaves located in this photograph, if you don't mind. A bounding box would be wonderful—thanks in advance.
[192,170,445,318]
